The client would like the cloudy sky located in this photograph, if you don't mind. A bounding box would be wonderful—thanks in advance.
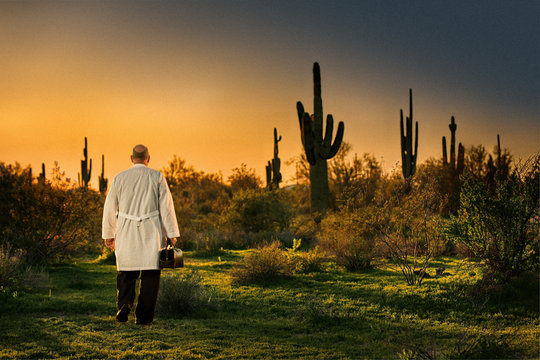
[1,0,538,187]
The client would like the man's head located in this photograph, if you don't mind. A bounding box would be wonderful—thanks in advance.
[131,144,150,165]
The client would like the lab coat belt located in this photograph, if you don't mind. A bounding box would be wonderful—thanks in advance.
[118,210,160,222]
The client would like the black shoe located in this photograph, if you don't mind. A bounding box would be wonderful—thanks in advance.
[136,321,152,326]
[135,317,153,326]
[116,304,131,323]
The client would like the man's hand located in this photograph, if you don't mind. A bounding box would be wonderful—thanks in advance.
[168,237,177,246]
[104,238,115,250]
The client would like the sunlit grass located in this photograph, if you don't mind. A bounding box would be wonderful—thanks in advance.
[0,252,537,359]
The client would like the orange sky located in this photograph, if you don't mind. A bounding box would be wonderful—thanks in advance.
[1,2,538,189]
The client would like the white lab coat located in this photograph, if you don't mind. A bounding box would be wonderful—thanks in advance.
[102,164,180,271]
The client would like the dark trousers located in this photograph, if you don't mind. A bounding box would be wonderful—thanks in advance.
[117,270,160,324]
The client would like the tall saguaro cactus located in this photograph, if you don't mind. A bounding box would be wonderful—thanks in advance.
[297,62,344,215]
[399,89,418,178]
[99,154,108,193]
[442,116,464,176]
[79,137,92,188]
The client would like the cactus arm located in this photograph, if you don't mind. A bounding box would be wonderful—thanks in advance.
[406,114,413,167]
[412,120,418,168]
[296,102,305,130]
[323,119,344,159]
[442,136,448,165]
[322,113,334,150]
[414,121,418,158]
[400,109,407,175]
[409,88,413,119]
[400,109,405,152]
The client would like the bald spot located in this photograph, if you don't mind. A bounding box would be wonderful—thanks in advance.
[132,144,149,161]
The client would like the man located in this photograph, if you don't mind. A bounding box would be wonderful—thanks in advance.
[102,144,179,325]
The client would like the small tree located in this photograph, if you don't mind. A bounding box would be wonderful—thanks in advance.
[221,189,293,234]
[376,178,443,286]
[445,155,539,281]
[228,163,262,193]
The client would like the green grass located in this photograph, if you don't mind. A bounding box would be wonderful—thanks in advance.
[0,252,538,359]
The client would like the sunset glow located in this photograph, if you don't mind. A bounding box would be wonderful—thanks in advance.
[1,1,538,188]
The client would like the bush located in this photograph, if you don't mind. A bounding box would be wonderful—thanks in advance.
[156,270,218,317]
[0,245,49,296]
[0,162,103,264]
[0,245,24,290]
[318,210,376,271]
[286,239,327,274]
[221,189,294,234]
[445,157,539,282]
[231,242,291,284]
[376,178,444,286]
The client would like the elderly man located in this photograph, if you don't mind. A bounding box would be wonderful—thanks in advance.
[102,144,179,325]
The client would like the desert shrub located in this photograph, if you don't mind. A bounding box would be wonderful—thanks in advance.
[163,156,231,243]
[0,245,24,290]
[286,239,327,274]
[0,162,103,264]
[318,210,376,271]
[156,270,218,317]
[227,163,262,193]
[329,143,384,211]
[376,178,444,286]
[221,189,294,234]
[0,245,49,297]
[445,156,539,281]
[231,242,291,284]
[191,229,229,255]
[288,215,318,246]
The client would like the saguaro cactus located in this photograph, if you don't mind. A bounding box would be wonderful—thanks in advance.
[99,154,108,193]
[265,128,283,189]
[38,163,46,182]
[271,128,282,189]
[399,89,418,178]
[442,116,464,176]
[297,62,344,215]
[79,137,92,188]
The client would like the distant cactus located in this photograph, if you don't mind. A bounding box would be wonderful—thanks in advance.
[399,89,418,178]
[28,167,33,185]
[271,128,282,189]
[99,154,108,193]
[79,137,92,188]
[297,62,344,215]
[442,116,464,176]
[265,128,283,189]
[486,134,512,193]
[38,163,45,182]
